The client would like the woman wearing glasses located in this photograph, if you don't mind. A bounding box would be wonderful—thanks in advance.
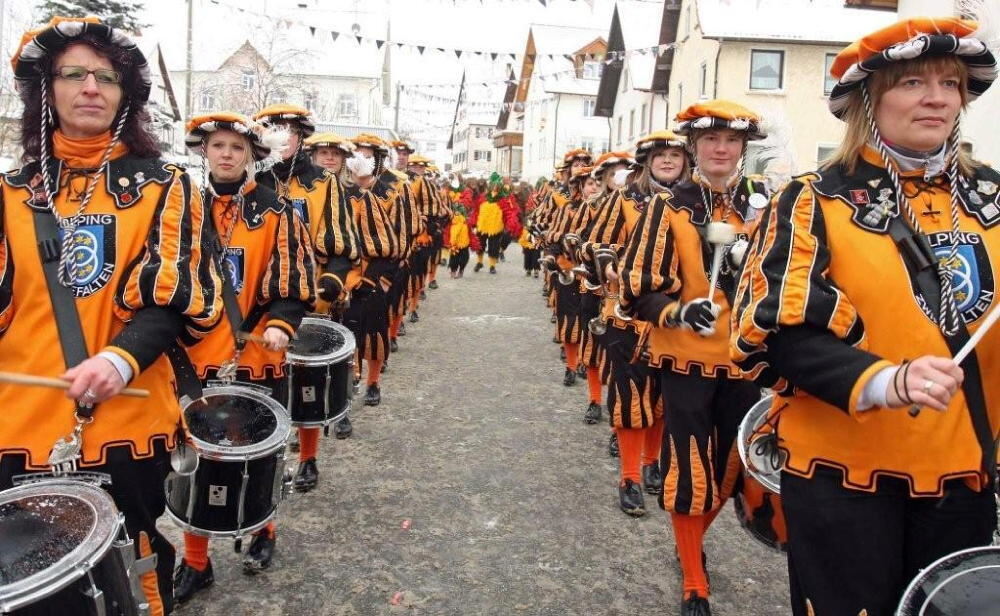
[0,17,223,615]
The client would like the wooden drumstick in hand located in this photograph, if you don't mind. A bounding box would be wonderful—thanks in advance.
[705,222,737,301]
[0,371,150,398]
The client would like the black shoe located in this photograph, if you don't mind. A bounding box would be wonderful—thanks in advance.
[619,479,645,517]
[352,377,361,396]
[489,266,497,274]
[409,311,419,323]
[474,263,484,273]
[365,384,381,406]
[420,290,427,300]
[242,531,275,573]
[173,559,214,604]
[334,416,352,439]
[390,339,399,353]
[560,346,566,360]
[550,314,557,324]
[429,280,438,289]
[439,258,447,266]
[533,270,539,278]
[398,322,406,336]
[288,431,299,453]
[584,402,602,424]
[681,592,712,616]
[563,368,576,386]
[293,458,319,493]
[499,253,505,262]
[577,364,587,378]
[642,462,663,495]
[525,270,532,277]
[608,432,620,458]
[381,360,388,373]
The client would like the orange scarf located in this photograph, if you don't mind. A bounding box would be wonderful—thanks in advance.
[52,130,128,168]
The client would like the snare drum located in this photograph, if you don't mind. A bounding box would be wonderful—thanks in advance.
[165,385,291,537]
[286,317,356,427]
[0,479,145,615]
[735,394,788,552]
[897,546,1000,615]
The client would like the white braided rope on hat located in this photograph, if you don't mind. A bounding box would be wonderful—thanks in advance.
[38,76,130,287]
[861,83,962,337]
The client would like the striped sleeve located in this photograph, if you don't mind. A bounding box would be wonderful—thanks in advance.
[584,191,627,249]
[314,176,360,285]
[404,182,424,238]
[260,206,316,314]
[354,191,401,260]
[0,190,12,336]
[731,179,872,399]
[117,169,222,342]
[620,192,681,326]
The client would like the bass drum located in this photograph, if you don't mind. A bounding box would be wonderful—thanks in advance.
[897,546,1000,615]
[734,394,788,552]
[0,479,145,615]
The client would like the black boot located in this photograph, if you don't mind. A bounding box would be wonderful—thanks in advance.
[577,364,587,378]
[381,360,388,373]
[429,280,438,289]
[618,479,645,517]
[334,415,352,439]
[681,592,712,616]
[242,531,275,573]
[533,270,539,278]
[560,346,566,360]
[293,458,319,493]
[420,290,427,300]
[365,384,381,406]
[608,432,619,458]
[489,266,497,274]
[390,339,399,353]
[409,311,419,323]
[563,368,576,386]
[583,402,602,424]
[525,270,532,277]
[550,314,557,323]
[173,559,214,604]
[474,262,484,273]
[642,462,663,495]
[398,322,406,336]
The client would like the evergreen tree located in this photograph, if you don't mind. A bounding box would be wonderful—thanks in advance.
[36,0,147,34]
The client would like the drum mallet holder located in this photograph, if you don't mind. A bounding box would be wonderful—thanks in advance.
[909,301,1000,417]
[705,222,737,301]
[0,371,150,398]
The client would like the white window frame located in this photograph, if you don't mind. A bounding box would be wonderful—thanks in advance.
[640,103,648,133]
[199,89,216,111]
[749,49,785,91]
[823,52,838,95]
[699,62,708,98]
[335,93,358,118]
[583,97,597,117]
[628,109,635,140]
[240,71,255,91]
[816,143,837,166]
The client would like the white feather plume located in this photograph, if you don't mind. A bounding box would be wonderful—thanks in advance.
[752,107,796,187]
[254,124,291,174]
[961,0,1000,52]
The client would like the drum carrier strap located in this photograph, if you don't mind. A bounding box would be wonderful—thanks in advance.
[886,207,998,491]
[32,208,204,406]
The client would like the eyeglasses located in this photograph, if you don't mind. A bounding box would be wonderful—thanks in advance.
[53,65,121,85]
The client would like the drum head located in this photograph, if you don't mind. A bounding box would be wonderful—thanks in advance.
[286,317,356,366]
[738,394,783,494]
[0,480,119,612]
[897,546,1000,615]
[184,385,291,461]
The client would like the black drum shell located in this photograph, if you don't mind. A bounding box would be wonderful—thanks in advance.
[287,357,352,426]
[165,454,281,535]
[7,546,137,616]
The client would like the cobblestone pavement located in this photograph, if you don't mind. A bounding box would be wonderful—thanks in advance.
[163,249,790,615]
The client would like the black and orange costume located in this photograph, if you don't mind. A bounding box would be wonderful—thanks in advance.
[732,17,1000,616]
[380,166,419,352]
[405,155,437,321]
[177,112,315,599]
[621,101,768,613]
[0,18,224,615]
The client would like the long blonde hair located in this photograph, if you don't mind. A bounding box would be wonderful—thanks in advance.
[822,54,974,176]
[632,146,689,196]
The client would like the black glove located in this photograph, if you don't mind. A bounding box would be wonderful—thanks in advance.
[318,274,343,302]
[670,299,720,337]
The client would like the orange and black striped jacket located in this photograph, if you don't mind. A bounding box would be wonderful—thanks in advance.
[621,174,768,376]
[0,139,222,469]
[343,182,402,291]
[378,169,421,259]
[188,179,315,380]
[732,146,1000,496]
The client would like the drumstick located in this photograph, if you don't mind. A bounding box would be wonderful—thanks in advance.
[908,302,1000,417]
[0,371,150,398]
[705,222,736,302]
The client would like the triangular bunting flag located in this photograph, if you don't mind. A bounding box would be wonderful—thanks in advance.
[331,31,339,41]
[355,35,362,44]
[455,50,463,59]
[491,52,498,61]
[418,46,425,55]
[309,26,315,36]
[376,40,385,49]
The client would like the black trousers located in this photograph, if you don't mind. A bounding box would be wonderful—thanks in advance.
[522,247,540,271]
[782,466,997,616]
[1,441,177,615]
[449,248,470,272]
[477,233,502,259]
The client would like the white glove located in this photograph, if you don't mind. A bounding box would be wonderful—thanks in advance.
[613,168,631,187]
[347,153,375,178]
[728,239,749,268]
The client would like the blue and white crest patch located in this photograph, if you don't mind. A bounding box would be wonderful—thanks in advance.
[223,247,245,294]
[62,213,116,298]
[289,198,308,222]
[924,231,995,324]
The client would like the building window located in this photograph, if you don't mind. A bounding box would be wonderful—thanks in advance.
[824,52,838,95]
[304,91,317,113]
[474,127,482,139]
[426,142,437,152]
[699,62,708,98]
[336,94,358,118]
[617,116,623,145]
[583,97,597,117]
[684,5,692,38]
[677,83,684,116]
[640,103,648,133]
[240,70,255,91]
[628,109,635,140]
[582,60,603,80]
[199,89,216,111]
[817,144,837,165]
[622,67,629,93]
[581,138,595,153]
[750,50,784,90]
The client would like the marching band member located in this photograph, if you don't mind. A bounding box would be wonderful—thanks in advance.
[175,112,315,600]
[253,107,361,457]
[0,18,223,614]
[405,154,434,321]
[344,134,404,406]
[584,133,687,514]
[621,101,769,615]
[383,142,420,355]
[732,16,1000,616]
[304,131,354,181]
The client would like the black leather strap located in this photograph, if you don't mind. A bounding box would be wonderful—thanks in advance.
[887,213,997,488]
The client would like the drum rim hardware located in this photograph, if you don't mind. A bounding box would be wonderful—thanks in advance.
[285,318,357,367]
[896,545,1000,615]
[184,385,291,462]
[0,480,121,613]
[738,394,784,494]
